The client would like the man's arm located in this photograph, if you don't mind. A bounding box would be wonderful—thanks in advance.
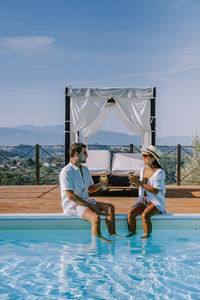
[88,182,104,193]
[66,190,101,213]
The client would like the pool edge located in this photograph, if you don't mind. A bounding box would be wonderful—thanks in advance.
[1,213,200,230]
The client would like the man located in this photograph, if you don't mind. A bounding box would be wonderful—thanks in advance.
[59,143,117,242]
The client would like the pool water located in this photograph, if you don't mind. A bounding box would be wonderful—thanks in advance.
[1,229,200,299]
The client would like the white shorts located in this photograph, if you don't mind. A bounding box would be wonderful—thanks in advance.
[141,196,152,206]
[63,198,98,218]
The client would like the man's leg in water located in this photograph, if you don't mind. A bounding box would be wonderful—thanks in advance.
[95,202,117,236]
[82,208,113,242]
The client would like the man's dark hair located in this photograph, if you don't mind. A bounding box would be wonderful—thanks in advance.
[69,143,86,158]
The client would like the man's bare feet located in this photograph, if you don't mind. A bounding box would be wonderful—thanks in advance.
[110,234,123,238]
[98,235,113,243]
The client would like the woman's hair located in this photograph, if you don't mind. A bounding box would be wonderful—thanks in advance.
[69,143,86,158]
[151,157,163,169]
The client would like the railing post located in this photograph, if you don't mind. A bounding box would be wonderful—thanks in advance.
[177,144,181,185]
[150,87,156,146]
[65,87,70,165]
[35,144,40,185]
[130,144,133,153]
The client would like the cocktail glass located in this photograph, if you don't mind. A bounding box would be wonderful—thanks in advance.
[100,175,108,190]
[128,171,135,187]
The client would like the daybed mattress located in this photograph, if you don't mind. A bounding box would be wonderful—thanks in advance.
[84,150,110,176]
[111,152,144,177]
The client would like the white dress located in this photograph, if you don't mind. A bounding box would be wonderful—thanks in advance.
[135,167,166,214]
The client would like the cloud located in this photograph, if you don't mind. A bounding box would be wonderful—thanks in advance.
[88,42,200,85]
[0,36,56,57]
[170,42,200,73]
[121,43,200,79]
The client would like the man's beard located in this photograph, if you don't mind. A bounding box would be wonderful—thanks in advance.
[80,158,86,164]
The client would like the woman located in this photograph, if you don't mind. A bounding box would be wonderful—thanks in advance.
[127,145,166,238]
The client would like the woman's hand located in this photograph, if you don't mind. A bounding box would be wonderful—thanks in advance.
[129,175,140,188]
[130,175,160,194]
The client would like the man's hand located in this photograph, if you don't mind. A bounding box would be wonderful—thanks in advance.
[88,181,105,193]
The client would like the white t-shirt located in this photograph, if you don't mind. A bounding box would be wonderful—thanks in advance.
[135,167,166,213]
[59,162,94,212]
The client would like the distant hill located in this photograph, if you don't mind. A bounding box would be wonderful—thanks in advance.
[0,125,193,146]
[89,132,192,146]
[156,136,192,146]
[0,127,64,146]
[87,130,142,145]
[14,125,63,134]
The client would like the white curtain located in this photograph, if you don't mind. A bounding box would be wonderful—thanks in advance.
[82,103,113,143]
[70,96,107,144]
[114,97,151,147]
[69,88,154,147]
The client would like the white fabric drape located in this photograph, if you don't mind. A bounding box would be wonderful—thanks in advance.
[69,87,154,99]
[82,104,113,144]
[70,96,107,131]
[69,87,154,147]
[70,96,107,144]
[113,97,151,147]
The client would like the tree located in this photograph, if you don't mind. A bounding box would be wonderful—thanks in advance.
[159,155,177,184]
[181,133,200,185]
[27,158,35,167]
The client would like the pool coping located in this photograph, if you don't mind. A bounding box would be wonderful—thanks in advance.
[1,213,200,230]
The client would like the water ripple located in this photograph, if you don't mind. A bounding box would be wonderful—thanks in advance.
[1,230,200,299]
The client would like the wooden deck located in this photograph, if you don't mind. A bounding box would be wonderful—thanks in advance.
[1,185,200,214]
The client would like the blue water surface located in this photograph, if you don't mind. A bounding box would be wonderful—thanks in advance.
[0,229,200,299]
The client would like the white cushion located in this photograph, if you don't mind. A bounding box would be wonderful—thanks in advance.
[83,150,110,176]
[111,153,144,177]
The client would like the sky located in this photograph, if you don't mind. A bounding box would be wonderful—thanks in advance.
[0,0,200,138]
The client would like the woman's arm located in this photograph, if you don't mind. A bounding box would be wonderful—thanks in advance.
[129,176,160,195]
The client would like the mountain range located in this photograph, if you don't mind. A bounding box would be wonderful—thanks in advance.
[0,125,192,146]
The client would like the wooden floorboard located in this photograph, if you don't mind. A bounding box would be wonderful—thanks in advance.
[0,185,200,214]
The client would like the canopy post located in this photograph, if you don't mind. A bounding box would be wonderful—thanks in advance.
[65,87,70,165]
[150,87,156,146]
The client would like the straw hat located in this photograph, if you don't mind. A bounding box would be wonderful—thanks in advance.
[141,145,162,166]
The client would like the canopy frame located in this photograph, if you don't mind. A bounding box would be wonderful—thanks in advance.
[64,86,156,164]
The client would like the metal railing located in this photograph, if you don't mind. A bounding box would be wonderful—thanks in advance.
[0,145,65,185]
[0,145,36,185]
[0,144,199,186]
[178,145,200,185]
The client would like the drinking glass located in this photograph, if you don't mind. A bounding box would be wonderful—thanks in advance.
[100,175,108,190]
[128,171,135,187]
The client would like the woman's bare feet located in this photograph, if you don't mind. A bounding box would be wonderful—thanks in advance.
[126,232,137,237]
[141,234,150,239]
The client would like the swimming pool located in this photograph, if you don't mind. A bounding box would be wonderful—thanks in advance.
[1,214,200,299]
